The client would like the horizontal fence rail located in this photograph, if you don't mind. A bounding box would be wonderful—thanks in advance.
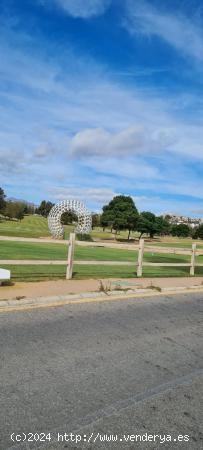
[0,260,137,266]
[0,260,69,265]
[2,235,203,254]
[1,234,203,280]
[136,240,201,277]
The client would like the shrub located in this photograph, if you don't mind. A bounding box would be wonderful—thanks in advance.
[76,233,93,241]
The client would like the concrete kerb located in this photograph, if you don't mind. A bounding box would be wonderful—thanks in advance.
[0,285,203,313]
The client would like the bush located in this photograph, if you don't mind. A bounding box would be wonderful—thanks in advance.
[76,233,93,241]
[193,224,203,240]
[171,224,191,237]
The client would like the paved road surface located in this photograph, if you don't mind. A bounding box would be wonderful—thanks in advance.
[0,293,202,450]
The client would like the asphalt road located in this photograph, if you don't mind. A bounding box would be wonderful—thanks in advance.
[0,292,202,450]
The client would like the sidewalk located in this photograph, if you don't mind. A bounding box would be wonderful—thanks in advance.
[1,277,203,301]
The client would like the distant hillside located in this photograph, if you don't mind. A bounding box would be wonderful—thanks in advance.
[0,214,75,239]
[0,215,50,238]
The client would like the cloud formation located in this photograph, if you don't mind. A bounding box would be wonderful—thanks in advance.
[69,126,174,158]
[41,0,111,18]
[125,0,203,62]
[1,8,203,215]
[48,186,118,207]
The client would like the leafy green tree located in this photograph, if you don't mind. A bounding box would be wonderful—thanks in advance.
[193,224,203,240]
[171,224,191,237]
[0,187,6,213]
[36,200,54,217]
[4,201,18,220]
[137,211,157,239]
[137,212,171,239]
[100,206,114,231]
[23,202,36,215]
[92,213,101,229]
[16,205,25,221]
[155,216,171,236]
[61,210,77,225]
[101,195,139,240]
[4,201,25,221]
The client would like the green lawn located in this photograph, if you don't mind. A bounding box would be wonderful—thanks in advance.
[0,241,137,261]
[2,240,202,263]
[0,215,77,238]
[0,215,165,242]
[1,216,203,281]
[147,241,203,249]
[0,215,51,238]
[0,215,126,240]
[0,216,135,240]
[1,239,203,281]
[1,215,203,249]
[2,263,203,282]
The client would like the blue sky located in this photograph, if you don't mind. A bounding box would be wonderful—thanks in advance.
[0,0,203,215]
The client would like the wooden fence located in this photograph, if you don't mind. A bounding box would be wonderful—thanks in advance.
[1,234,203,279]
[136,239,202,277]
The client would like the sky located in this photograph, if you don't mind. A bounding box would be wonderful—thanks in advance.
[0,0,203,215]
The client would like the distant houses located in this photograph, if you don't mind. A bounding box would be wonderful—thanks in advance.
[163,214,203,229]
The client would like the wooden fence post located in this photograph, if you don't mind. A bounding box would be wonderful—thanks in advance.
[190,243,196,276]
[66,233,75,279]
[137,238,144,277]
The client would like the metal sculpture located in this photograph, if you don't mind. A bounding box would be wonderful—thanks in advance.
[48,199,92,238]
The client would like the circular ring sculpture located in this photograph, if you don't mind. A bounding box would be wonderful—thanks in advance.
[48,199,92,238]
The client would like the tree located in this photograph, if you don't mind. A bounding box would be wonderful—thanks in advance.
[136,212,170,239]
[92,214,101,229]
[100,206,114,231]
[0,187,6,213]
[61,210,77,225]
[155,216,171,236]
[36,200,54,217]
[171,224,190,237]
[16,206,25,221]
[101,196,139,240]
[23,202,36,215]
[4,201,14,220]
[4,201,25,221]
[193,224,203,240]
[137,211,157,239]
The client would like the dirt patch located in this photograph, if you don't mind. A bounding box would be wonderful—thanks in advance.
[1,277,203,301]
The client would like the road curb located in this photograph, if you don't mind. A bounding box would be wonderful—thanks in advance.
[0,285,203,313]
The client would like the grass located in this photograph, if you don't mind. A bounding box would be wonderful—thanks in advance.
[1,215,203,248]
[1,239,203,281]
[1,215,203,281]
[2,240,203,263]
[0,241,137,261]
[0,217,142,241]
[0,215,51,238]
[0,241,68,260]
[0,215,134,240]
[147,241,203,249]
[2,263,203,282]
[0,215,77,239]
[0,216,136,241]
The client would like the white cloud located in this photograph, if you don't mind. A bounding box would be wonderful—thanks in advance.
[0,147,29,174]
[41,0,111,18]
[1,30,203,161]
[69,125,175,158]
[33,145,53,158]
[125,1,203,62]
[1,23,203,213]
[45,187,203,216]
[48,186,118,207]
[83,156,161,180]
